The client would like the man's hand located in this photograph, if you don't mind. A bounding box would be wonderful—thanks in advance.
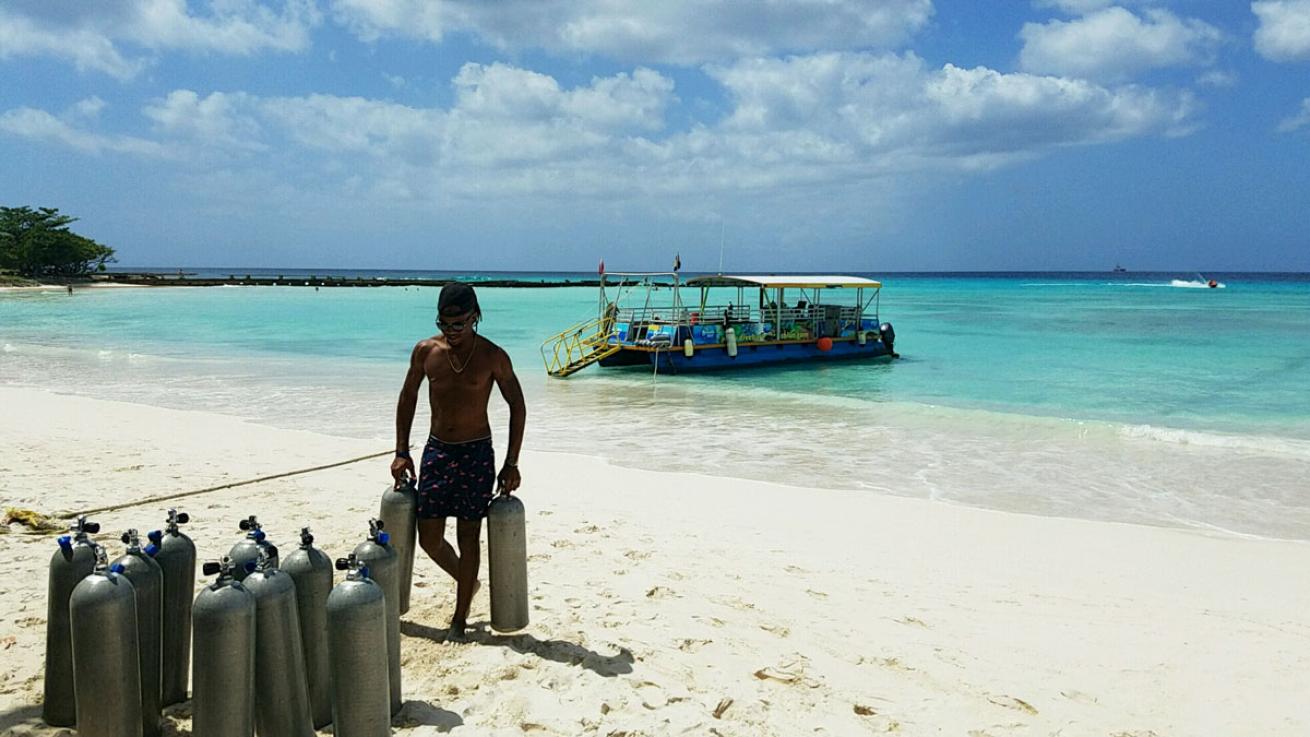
[391,454,415,487]
[497,464,521,495]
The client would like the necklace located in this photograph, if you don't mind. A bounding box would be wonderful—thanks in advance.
[446,334,478,374]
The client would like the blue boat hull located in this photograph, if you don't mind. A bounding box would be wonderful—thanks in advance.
[600,339,892,373]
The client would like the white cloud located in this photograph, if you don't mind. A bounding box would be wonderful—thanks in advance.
[1,54,1196,202]
[0,107,166,156]
[1020,7,1223,81]
[1278,98,1310,131]
[0,1,319,78]
[144,90,266,150]
[1034,0,1117,12]
[1196,69,1238,87]
[329,0,934,64]
[69,97,109,120]
[1253,0,1310,61]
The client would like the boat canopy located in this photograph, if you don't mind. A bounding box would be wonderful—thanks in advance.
[684,275,881,289]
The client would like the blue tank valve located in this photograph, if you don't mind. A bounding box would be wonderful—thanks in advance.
[145,544,160,556]
[359,566,370,579]
[253,530,266,542]
[58,535,72,549]
[147,530,163,544]
[110,563,126,574]
[244,561,257,573]
[377,532,390,546]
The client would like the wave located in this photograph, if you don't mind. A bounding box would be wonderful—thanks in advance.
[1117,423,1310,458]
[1170,279,1225,289]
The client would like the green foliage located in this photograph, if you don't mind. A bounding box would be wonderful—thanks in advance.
[0,206,116,278]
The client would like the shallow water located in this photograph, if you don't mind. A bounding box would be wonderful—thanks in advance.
[3,272,1308,539]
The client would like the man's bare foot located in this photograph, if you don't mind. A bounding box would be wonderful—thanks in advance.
[447,618,468,642]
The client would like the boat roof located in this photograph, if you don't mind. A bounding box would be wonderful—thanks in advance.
[685,275,882,289]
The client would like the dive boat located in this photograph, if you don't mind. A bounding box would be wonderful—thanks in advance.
[541,272,897,377]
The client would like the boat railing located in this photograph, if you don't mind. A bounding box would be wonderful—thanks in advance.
[615,304,866,327]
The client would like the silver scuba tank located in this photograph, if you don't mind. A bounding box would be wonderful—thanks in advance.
[153,509,195,707]
[42,514,100,727]
[192,558,257,737]
[327,555,391,737]
[229,516,278,580]
[69,545,142,737]
[244,549,315,737]
[379,479,418,614]
[112,529,164,737]
[280,527,334,729]
[488,494,530,632]
[352,518,401,716]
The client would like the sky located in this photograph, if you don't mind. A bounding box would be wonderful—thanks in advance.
[1,0,1308,272]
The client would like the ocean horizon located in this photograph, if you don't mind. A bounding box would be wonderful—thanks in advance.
[5,270,1309,541]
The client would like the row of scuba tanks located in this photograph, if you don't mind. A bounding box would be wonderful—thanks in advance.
[43,483,530,737]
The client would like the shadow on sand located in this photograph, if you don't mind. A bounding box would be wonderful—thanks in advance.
[398,700,463,732]
[401,619,634,678]
[0,704,62,734]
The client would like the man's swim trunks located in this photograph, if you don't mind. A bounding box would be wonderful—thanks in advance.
[417,435,496,520]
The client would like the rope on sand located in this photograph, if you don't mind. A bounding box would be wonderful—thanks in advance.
[59,449,397,520]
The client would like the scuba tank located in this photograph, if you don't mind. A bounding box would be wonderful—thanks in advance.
[327,555,391,737]
[281,527,334,729]
[244,548,315,737]
[112,529,164,737]
[69,545,142,737]
[352,518,401,716]
[229,515,278,580]
[192,558,257,737]
[42,514,100,727]
[487,494,530,632]
[154,509,196,707]
[379,479,418,614]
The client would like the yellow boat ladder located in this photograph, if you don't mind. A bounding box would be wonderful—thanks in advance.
[541,314,621,377]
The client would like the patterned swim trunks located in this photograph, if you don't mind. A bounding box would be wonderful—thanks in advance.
[417,435,496,521]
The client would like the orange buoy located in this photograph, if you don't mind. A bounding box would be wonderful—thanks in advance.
[816,337,834,352]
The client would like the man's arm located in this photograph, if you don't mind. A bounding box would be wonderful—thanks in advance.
[492,347,526,493]
[392,340,429,483]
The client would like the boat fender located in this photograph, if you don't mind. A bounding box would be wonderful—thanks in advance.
[683,339,694,358]
[858,330,867,346]
[816,337,833,352]
[725,328,738,358]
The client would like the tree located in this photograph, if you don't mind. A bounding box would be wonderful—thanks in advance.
[0,206,116,277]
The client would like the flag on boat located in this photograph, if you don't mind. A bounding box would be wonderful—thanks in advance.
[598,259,605,275]
[673,253,681,272]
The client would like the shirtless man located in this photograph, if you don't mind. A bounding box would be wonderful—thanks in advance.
[391,282,526,639]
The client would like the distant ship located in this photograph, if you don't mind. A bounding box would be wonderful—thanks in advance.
[1113,264,1127,273]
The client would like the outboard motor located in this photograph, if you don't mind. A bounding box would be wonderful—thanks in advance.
[244,548,315,737]
[352,519,401,716]
[281,527,334,729]
[327,555,391,737]
[488,495,530,632]
[379,479,418,614]
[43,514,100,727]
[192,558,257,737]
[69,545,142,737]
[154,509,196,707]
[112,529,164,737]
[229,516,278,580]
[879,322,898,358]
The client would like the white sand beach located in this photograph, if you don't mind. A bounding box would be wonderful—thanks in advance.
[1,385,1307,736]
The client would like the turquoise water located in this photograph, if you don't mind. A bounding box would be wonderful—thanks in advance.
[4,273,1309,539]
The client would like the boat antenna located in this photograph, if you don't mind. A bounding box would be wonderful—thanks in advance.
[718,220,725,275]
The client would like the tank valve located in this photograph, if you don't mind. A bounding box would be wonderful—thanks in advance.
[299,527,315,547]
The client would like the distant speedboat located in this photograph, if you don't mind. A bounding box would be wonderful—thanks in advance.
[1113,264,1127,273]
